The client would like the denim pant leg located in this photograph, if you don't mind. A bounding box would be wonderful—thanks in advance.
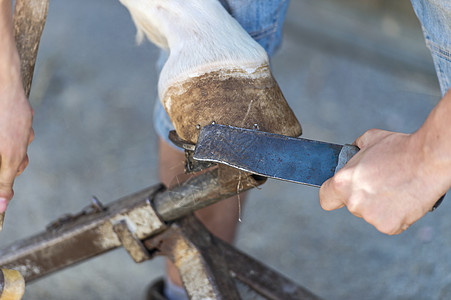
[154,0,290,143]
[411,0,451,96]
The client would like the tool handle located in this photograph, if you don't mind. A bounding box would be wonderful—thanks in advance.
[334,144,445,211]
[334,144,360,174]
[0,269,25,300]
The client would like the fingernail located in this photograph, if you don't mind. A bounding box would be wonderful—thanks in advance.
[0,198,8,212]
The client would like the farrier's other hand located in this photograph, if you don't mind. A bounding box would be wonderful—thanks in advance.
[0,0,35,212]
[120,0,302,144]
[0,76,34,212]
[319,129,446,235]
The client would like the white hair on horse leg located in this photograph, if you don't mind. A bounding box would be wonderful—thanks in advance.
[119,0,169,48]
[119,0,269,99]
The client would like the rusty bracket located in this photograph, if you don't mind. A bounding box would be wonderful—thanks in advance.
[216,239,321,300]
[144,215,322,300]
[46,196,106,232]
[0,185,167,281]
[112,219,151,263]
[153,167,265,222]
[145,215,241,300]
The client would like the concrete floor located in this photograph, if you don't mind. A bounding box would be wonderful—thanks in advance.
[0,0,448,299]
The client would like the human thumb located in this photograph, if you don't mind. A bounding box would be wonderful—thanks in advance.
[0,170,16,212]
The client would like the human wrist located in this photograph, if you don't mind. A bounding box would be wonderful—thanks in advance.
[0,43,21,81]
[0,49,23,102]
[412,92,451,191]
[0,0,21,86]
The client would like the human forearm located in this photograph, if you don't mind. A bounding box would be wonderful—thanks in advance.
[0,0,21,83]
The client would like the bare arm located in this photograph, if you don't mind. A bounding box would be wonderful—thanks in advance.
[319,90,451,235]
[0,0,34,211]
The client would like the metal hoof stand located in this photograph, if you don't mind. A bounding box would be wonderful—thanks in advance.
[2,0,322,298]
[0,169,320,299]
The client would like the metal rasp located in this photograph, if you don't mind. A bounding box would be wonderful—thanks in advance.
[193,124,359,187]
[193,124,444,210]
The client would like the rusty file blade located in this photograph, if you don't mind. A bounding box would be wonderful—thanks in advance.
[193,124,359,187]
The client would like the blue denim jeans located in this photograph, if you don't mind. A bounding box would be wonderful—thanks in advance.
[411,0,451,96]
[154,0,290,143]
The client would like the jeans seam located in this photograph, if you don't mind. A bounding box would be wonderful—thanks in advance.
[268,0,287,54]
[250,26,277,40]
[247,0,287,51]
[426,39,451,63]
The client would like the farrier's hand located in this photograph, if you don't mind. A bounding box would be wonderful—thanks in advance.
[319,129,447,235]
[0,0,34,212]
[0,75,34,212]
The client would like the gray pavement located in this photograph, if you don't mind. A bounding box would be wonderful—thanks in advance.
[0,0,448,299]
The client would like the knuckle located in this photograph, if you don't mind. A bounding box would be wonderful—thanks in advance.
[356,128,381,148]
[379,226,399,235]
[0,177,14,187]
[356,131,370,148]
[371,218,402,235]
[3,148,28,165]
[331,169,352,191]
[29,128,35,144]
[346,195,362,215]
[17,156,29,175]
[0,182,13,198]
[318,194,332,210]
[365,128,379,136]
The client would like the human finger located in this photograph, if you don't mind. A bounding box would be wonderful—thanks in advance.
[319,177,346,211]
[0,160,18,212]
[353,129,392,149]
[16,155,29,177]
[28,128,34,145]
[0,189,15,212]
